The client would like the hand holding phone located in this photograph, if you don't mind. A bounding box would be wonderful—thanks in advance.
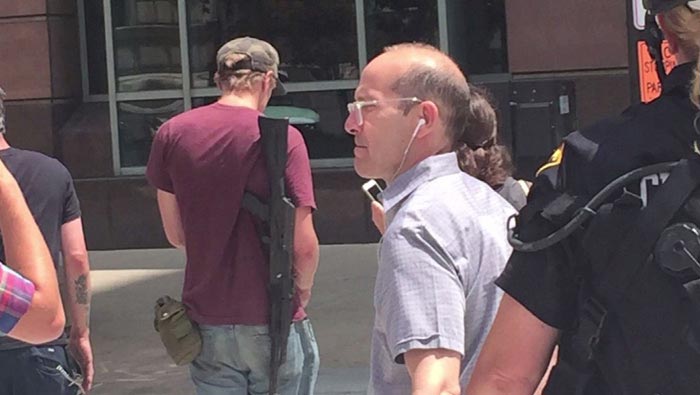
[362,180,383,204]
[362,180,386,234]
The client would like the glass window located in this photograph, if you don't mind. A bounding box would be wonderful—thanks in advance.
[448,0,508,74]
[80,0,509,171]
[186,0,359,88]
[85,0,108,95]
[111,0,182,92]
[191,97,217,108]
[364,0,439,61]
[269,91,355,160]
[193,91,355,160]
[118,99,184,167]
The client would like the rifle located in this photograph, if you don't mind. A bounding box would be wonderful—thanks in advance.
[241,116,296,395]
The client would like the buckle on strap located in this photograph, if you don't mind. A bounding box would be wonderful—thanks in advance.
[577,297,608,361]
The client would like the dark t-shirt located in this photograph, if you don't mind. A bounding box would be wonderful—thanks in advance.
[146,103,316,325]
[496,63,698,393]
[0,147,81,350]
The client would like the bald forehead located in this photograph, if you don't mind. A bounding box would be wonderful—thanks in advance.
[395,47,465,79]
[357,46,468,101]
[366,47,465,84]
[356,54,401,99]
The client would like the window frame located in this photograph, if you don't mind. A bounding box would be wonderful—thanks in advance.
[81,0,474,175]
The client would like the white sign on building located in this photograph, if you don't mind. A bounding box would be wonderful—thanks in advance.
[633,0,646,30]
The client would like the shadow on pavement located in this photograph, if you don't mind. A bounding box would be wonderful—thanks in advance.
[87,245,377,394]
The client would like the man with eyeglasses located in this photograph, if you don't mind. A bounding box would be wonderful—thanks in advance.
[344,43,515,394]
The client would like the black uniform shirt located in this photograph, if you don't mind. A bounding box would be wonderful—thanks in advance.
[496,62,698,330]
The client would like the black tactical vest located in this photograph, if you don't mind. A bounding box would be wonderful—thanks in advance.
[508,63,700,394]
[536,158,700,395]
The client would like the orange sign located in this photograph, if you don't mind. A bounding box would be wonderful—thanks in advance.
[637,40,677,103]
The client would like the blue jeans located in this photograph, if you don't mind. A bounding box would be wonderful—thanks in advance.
[0,345,82,395]
[295,319,319,395]
[190,319,318,395]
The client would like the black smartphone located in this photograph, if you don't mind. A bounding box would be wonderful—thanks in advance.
[362,179,383,203]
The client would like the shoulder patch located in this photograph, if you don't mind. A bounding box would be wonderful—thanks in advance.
[536,144,565,177]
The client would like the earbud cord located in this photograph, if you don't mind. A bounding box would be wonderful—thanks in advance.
[390,119,424,182]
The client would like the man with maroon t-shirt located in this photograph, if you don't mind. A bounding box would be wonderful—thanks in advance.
[146,37,320,395]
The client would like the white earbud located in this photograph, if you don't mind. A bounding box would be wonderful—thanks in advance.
[417,118,426,127]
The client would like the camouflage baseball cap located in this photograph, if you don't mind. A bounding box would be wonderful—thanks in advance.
[0,86,6,134]
[216,36,287,96]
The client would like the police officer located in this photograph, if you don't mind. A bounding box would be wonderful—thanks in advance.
[467,1,700,394]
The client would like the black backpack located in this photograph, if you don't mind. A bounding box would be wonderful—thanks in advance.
[510,157,700,395]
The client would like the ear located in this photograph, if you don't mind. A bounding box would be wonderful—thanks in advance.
[265,71,276,90]
[417,100,440,138]
[213,71,222,89]
[656,14,680,55]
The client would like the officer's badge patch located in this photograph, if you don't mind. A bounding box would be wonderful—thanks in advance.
[536,143,565,176]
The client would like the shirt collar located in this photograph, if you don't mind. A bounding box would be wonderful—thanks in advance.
[381,152,462,213]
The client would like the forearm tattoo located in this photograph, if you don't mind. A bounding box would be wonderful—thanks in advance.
[74,274,89,305]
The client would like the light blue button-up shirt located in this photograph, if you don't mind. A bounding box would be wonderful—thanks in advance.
[369,152,515,394]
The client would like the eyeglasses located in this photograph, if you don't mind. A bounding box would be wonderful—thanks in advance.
[346,97,422,126]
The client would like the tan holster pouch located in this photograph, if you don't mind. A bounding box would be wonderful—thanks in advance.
[153,296,202,366]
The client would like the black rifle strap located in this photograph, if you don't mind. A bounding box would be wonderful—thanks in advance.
[242,192,270,223]
[242,191,271,246]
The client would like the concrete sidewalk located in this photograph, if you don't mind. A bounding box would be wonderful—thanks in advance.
[88,245,377,394]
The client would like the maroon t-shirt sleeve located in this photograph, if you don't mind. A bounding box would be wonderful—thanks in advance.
[146,122,175,193]
[285,126,316,210]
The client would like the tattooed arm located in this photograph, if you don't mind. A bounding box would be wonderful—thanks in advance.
[61,217,93,392]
